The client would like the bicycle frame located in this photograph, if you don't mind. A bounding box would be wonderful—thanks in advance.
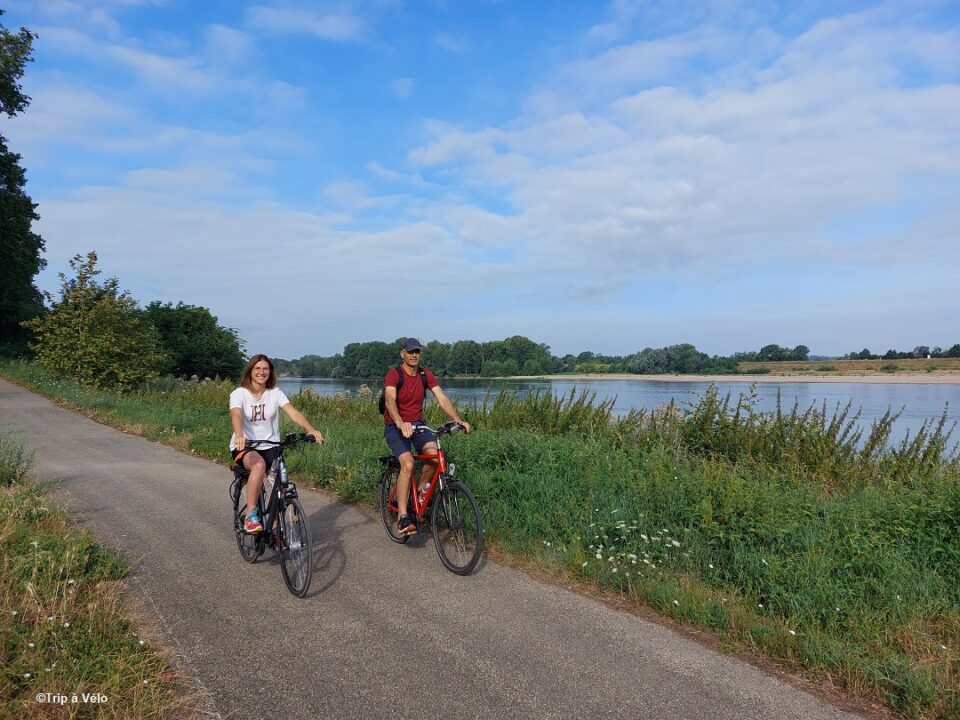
[234,437,306,547]
[385,424,455,520]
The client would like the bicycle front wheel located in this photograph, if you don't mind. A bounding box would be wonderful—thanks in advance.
[279,498,313,597]
[431,481,483,575]
[379,467,410,544]
[234,479,262,563]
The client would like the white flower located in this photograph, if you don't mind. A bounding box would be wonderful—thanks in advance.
[673,600,679,606]
[67,579,75,585]
[595,553,602,560]
[11,611,17,616]
[671,540,681,547]
[709,564,714,569]
[28,642,34,648]
[761,559,768,565]
[139,640,145,645]
[24,673,31,678]
[581,561,588,567]
[758,603,764,609]
[612,568,618,573]
[941,645,948,650]
[63,622,70,628]
[788,630,796,636]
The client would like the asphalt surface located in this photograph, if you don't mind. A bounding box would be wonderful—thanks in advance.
[0,378,868,720]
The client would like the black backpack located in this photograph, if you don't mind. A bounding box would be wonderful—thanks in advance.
[378,365,429,414]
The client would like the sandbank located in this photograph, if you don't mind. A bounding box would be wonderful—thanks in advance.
[505,373,960,385]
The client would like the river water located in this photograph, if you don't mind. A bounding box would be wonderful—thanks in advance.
[278,376,959,450]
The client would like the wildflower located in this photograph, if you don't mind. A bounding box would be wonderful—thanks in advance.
[582,562,588,567]
[67,579,74,585]
[595,553,602,560]
[64,622,70,628]
[139,640,145,645]
[788,630,796,636]
[941,645,948,650]
[24,673,31,678]
[761,559,768,565]
[28,642,34,648]
[641,534,648,541]
[758,603,764,609]
[612,568,618,573]
[671,540,681,547]
[708,564,714,569]
[673,600,679,606]
[11,611,17,616]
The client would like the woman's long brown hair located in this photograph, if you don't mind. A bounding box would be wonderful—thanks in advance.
[239,354,277,391]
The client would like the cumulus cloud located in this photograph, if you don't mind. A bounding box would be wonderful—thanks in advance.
[407,9,960,292]
[245,5,364,42]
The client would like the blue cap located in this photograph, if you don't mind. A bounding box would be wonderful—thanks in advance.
[401,338,422,351]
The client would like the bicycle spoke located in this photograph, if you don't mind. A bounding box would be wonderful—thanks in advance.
[279,498,312,597]
[432,481,483,575]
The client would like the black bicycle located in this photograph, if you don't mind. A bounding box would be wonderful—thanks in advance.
[229,433,315,597]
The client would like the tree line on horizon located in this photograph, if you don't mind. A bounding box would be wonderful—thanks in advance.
[273,338,960,380]
[273,340,815,379]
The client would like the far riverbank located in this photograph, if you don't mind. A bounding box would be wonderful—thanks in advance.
[504,372,960,384]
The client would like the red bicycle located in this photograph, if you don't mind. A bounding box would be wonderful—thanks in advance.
[378,422,483,575]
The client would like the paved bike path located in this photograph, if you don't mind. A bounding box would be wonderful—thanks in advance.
[0,379,868,720]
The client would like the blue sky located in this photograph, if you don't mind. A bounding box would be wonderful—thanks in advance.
[3,0,958,359]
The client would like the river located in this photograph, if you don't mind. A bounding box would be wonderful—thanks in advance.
[278,376,959,450]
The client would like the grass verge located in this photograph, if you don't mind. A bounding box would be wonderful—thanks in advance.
[1,359,958,719]
[0,426,198,718]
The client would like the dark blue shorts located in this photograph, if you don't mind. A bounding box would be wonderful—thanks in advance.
[384,424,436,458]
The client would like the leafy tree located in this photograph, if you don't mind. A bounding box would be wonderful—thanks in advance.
[791,345,810,361]
[143,301,245,380]
[946,344,960,359]
[913,345,930,359]
[0,11,44,353]
[24,252,166,388]
[447,340,482,374]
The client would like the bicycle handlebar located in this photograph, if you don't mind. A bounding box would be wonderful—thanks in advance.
[411,421,467,436]
[244,433,317,449]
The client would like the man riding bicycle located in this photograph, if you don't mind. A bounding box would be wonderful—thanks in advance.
[382,338,471,535]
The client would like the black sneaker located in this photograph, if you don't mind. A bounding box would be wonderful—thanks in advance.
[397,514,417,535]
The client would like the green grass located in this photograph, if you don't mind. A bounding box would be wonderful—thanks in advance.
[2,359,959,718]
[0,427,197,718]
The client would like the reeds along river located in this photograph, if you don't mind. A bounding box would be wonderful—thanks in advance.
[279,376,960,451]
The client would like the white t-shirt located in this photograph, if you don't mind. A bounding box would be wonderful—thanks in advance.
[229,387,291,450]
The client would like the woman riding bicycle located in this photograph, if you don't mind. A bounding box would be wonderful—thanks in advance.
[382,338,470,536]
[229,354,324,534]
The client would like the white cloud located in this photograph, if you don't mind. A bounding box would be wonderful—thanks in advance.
[390,77,415,99]
[434,32,467,53]
[404,9,960,292]
[245,5,364,42]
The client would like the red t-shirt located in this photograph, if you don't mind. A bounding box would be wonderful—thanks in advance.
[383,366,438,424]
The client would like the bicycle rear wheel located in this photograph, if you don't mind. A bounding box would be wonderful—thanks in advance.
[234,478,262,563]
[279,498,312,597]
[379,467,410,544]
[431,481,483,575]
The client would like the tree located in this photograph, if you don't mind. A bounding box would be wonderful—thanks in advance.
[24,252,166,388]
[0,11,44,353]
[143,301,245,379]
